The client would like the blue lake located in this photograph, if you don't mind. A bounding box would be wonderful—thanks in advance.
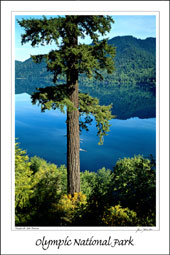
[15,92,156,172]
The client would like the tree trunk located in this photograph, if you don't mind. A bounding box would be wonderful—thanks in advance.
[66,74,80,195]
[65,17,80,195]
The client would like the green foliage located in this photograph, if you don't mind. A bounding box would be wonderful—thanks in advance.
[112,155,156,224]
[102,205,138,226]
[79,168,114,226]
[18,15,65,47]
[79,93,114,144]
[15,143,156,227]
[18,162,67,226]
[81,168,114,202]
[80,170,96,198]
[18,15,115,82]
[30,156,43,173]
[138,213,156,227]
[15,144,67,226]
[31,161,66,203]
[79,36,155,88]
[51,192,87,225]
[92,168,114,197]
[28,160,67,225]
[15,142,33,224]
[31,84,75,113]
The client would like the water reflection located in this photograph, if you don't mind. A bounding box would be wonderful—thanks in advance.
[15,88,156,171]
[15,78,156,120]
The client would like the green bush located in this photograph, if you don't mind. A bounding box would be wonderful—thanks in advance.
[15,143,33,225]
[51,192,87,226]
[102,205,138,226]
[81,167,114,202]
[80,170,96,198]
[89,168,114,207]
[112,155,156,225]
[15,144,68,226]
[15,143,156,227]
[27,161,67,226]
[79,168,114,226]
[94,168,114,196]
[30,156,43,173]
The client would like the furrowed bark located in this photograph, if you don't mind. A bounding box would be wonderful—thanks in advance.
[67,74,80,195]
[66,18,80,195]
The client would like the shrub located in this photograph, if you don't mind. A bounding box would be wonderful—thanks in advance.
[15,144,156,227]
[51,192,87,225]
[79,168,114,226]
[94,168,114,196]
[15,142,33,225]
[28,162,67,225]
[30,156,44,173]
[102,205,138,226]
[89,168,114,207]
[80,170,96,198]
[15,144,68,226]
[112,155,156,225]
[80,168,114,200]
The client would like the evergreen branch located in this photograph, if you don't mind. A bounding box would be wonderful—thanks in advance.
[17,16,65,46]
[31,54,47,64]
[31,87,115,145]
[31,85,75,113]
[79,93,115,145]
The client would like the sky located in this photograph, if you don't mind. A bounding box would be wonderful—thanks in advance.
[15,15,156,62]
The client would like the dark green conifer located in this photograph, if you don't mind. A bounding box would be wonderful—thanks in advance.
[18,15,116,195]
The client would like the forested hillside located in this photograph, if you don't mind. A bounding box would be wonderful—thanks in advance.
[107,36,156,87]
[15,35,156,90]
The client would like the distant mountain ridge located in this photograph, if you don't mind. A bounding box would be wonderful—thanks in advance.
[15,35,156,91]
[108,36,156,55]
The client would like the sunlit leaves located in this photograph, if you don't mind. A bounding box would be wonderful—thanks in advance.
[112,155,156,224]
[15,144,156,226]
[15,142,33,224]
[102,205,138,226]
[15,143,33,208]
[51,192,87,224]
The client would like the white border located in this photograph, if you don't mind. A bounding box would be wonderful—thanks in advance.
[1,1,169,254]
[12,11,160,232]
[155,10,160,231]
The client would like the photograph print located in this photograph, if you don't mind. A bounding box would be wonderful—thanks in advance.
[15,14,157,228]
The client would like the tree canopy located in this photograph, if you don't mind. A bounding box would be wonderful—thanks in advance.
[19,15,115,81]
[18,15,116,144]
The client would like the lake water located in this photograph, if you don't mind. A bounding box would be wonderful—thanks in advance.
[15,92,156,171]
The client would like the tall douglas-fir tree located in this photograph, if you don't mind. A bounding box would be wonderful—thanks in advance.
[18,15,116,195]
